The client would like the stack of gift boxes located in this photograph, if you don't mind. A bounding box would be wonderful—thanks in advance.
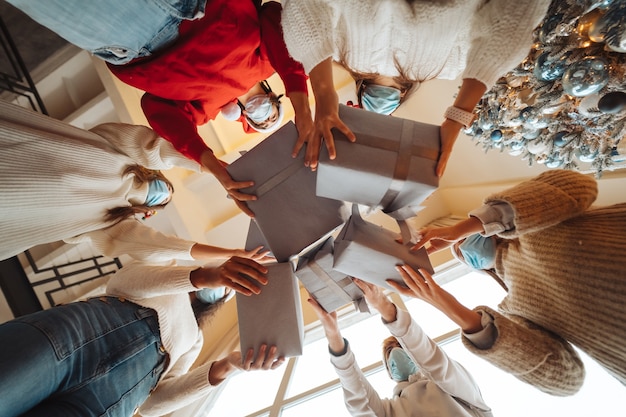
[227,105,440,357]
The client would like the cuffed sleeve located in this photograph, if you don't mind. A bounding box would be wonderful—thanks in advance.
[469,202,515,236]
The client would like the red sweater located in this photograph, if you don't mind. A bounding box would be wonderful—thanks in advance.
[109,0,307,163]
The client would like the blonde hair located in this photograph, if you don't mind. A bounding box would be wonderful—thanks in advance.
[104,165,174,224]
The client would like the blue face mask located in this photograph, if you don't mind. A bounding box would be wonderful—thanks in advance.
[145,179,170,207]
[196,287,226,304]
[387,347,418,382]
[361,84,402,115]
[459,234,497,270]
[244,94,274,123]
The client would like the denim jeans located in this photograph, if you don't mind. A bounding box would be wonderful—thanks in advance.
[6,0,207,64]
[0,297,167,417]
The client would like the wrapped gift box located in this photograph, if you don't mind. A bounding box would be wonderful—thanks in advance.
[316,105,440,218]
[333,206,434,290]
[295,237,368,313]
[228,122,346,262]
[236,262,304,358]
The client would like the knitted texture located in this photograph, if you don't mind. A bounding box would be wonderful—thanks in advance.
[466,170,626,393]
[106,262,218,416]
[282,0,549,87]
[0,101,200,261]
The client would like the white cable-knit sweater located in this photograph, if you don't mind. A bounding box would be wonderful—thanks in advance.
[0,101,201,261]
[106,261,218,417]
[282,0,550,87]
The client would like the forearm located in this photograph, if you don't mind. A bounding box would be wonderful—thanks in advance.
[326,328,347,355]
[454,216,486,239]
[208,358,237,385]
[454,78,487,112]
[190,243,240,260]
[309,58,338,104]
[440,294,483,334]
[288,91,312,122]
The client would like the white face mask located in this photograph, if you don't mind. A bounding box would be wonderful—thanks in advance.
[244,94,274,123]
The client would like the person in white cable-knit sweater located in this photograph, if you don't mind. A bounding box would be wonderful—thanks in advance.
[0,257,282,417]
[0,100,270,263]
[281,0,550,176]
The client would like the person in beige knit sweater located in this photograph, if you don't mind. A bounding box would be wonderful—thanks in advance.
[281,0,550,175]
[388,169,626,396]
[0,101,270,264]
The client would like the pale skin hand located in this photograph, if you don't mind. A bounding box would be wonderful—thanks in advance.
[294,58,356,171]
[208,344,285,385]
[189,244,274,263]
[411,216,485,254]
[389,265,482,334]
[436,78,487,177]
[200,150,257,217]
[189,256,269,296]
[307,297,347,354]
[351,278,397,323]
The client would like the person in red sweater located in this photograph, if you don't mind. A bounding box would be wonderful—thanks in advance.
[108,0,312,216]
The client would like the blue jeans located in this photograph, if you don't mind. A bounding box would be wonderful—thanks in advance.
[0,297,167,417]
[6,0,207,64]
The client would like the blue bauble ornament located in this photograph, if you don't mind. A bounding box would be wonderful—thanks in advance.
[490,130,503,142]
[534,52,568,81]
[589,2,626,52]
[598,91,626,113]
[546,158,563,168]
[552,131,569,147]
[519,106,539,123]
[522,128,541,140]
[562,57,609,97]
[576,148,598,163]
[611,147,626,163]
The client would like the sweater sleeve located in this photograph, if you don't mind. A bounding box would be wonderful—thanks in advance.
[330,341,389,417]
[462,0,550,87]
[387,308,491,411]
[88,122,202,171]
[106,261,199,299]
[281,0,337,74]
[462,305,585,396]
[140,93,213,164]
[484,170,598,238]
[259,2,308,95]
[64,218,195,262]
[139,332,217,417]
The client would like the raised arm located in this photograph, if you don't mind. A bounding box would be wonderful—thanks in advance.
[141,94,258,216]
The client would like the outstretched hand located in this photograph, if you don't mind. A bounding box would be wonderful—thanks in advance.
[390,265,483,333]
[209,344,285,385]
[201,150,257,217]
[351,278,397,322]
[235,246,274,264]
[191,256,268,296]
[411,226,464,254]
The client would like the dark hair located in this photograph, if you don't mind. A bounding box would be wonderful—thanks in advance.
[190,294,227,327]
[104,165,174,224]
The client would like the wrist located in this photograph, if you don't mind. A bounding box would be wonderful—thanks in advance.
[208,359,234,385]
[379,302,398,323]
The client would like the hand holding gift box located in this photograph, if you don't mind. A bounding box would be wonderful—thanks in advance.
[316,105,440,219]
[333,205,434,291]
[237,262,304,358]
[227,122,347,262]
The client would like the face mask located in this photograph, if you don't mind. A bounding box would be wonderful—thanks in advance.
[196,287,226,304]
[145,179,170,207]
[361,84,402,115]
[244,94,274,123]
[387,347,418,382]
[459,234,497,270]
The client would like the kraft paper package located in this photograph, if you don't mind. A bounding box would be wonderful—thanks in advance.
[236,262,304,358]
[316,105,440,218]
[295,237,369,314]
[227,122,347,262]
[333,205,434,290]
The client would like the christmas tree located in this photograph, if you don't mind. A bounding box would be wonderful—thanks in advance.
[467,0,626,176]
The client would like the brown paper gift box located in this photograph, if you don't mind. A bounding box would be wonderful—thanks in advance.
[227,122,346,262]
[236,262,304,358]
[295,237,368,314]
[316,105,440,218]
[332,206,434,290]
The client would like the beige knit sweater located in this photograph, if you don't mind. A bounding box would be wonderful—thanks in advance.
[462,170,626,396]
[0,101,201,261]
[282,0,550,87]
